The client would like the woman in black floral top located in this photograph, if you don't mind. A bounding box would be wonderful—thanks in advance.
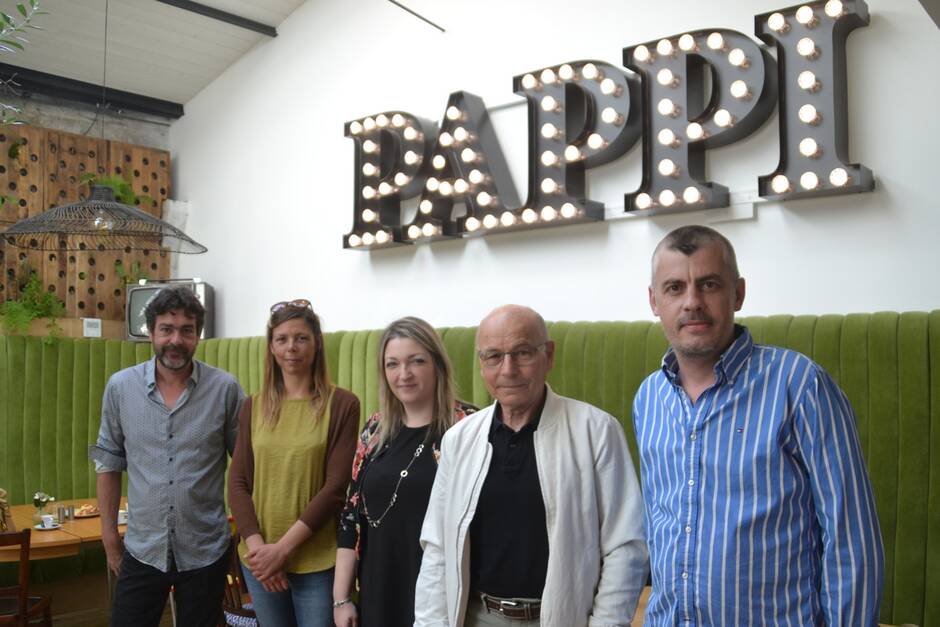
[333,317,475,627]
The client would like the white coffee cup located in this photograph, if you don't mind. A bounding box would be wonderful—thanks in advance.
[117,510,128,525]
[40,514,56,528]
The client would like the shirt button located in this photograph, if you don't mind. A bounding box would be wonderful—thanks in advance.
[168,457,173,462]
[685,526,692,533]
[169,434,174,439]
[170,529,175,534]
[688,479,694,486]
[169,480,174,484]
[169,506,174,510]
[681,572,689,579]
[690,433,697,440]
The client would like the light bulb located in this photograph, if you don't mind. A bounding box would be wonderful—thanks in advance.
[707,32,725,50]
[657,98,678,117]
[522,208,538,223]
[422,222,436,237]
[375,114,389,127]
[363,117,376,131]
[799,137,820,157]
[601,107,621,125]
[446,106,461,121]
[349,121,363,135]
[825,0,844,18]
[461,148,476,163]
[714,109,733,127]
[657,68,676,86]
[477,191,493,206]
[656,39,674,56]
[797,37,817,57]
[541,178,558,194]
[541,150,559,166]
[798,71,818,90]
[439,180,453,196]
[541,123,559,139]
[560,202,577,218]
[658,128,677,146]
[658,159,678,177]
[558,64,574,80]
[419,200,433,214]
[632,45,651,63]
[362,186,376,199]
[454,178,469,194]
[439,132,454,147]
[362,140,377,153]
[728,48,747,67]
[375,230,390,244]
[771,174,791,193]
[403,127,418,140]
[482,214,498,229]
[600,78,617,95]
[362,208,376,222]
[800,171,819,189]
[404,150,418,165]
[679,33,696,51]
[540,68,557,84]
[798,104,820,124]
[362,232,375,246]
[582,62,599,79]
[453,127,469,142]
[500,211,516,226]
[564,145,582,161]
[540,205,557,221]
[362,163,377,176]
[767,12,787,32]
[391,113,405,127]
[635,193,652,210]
[541,96,559,112]
[659,189,677,206]
[432,155,446,170]
[394,172,409,186]
[829,167,849,186]
[521,73,538,90]
[348,234,361,247]
[796,5,815,25]
[469,169,484,184]
[730,80,750,99]
[686,122,705,140]
[378,181,393,195]
[426,177,439,192]
[683,186,702,204]
[587,133,605,150]
[465,216,481,232]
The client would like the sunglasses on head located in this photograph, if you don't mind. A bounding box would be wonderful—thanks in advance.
[270,299,313,314]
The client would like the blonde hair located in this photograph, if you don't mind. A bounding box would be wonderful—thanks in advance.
[375,317,456,449]
[260,304,332,425]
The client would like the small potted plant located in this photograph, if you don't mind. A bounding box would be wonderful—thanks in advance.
[32,491,55,524]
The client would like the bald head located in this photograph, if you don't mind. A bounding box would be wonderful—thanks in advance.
[477,304,549,347]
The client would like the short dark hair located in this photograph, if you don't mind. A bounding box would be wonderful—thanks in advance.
[652,225,740,281]
[145,286,205,333]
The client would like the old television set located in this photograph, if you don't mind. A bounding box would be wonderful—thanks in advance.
[125,280,215,341]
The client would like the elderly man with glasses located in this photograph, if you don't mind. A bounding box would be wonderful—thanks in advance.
[414,304,648,627]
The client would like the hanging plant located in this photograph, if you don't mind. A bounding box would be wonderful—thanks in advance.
[80,172,155,208]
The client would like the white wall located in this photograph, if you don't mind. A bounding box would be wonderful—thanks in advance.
[168,0,940,337]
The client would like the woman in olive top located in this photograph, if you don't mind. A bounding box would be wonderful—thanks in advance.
[333,316,474,627]
[229,299,359,627]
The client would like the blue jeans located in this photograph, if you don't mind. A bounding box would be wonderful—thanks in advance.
[241,563,333,627]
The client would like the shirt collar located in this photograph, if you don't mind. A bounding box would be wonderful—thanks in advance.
[144,357,201,389]
[661,324,753,386]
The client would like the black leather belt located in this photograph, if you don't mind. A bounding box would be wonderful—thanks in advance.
[479,592,541,620]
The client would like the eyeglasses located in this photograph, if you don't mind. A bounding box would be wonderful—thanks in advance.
[269,299,312,314]
[478,343,547,369]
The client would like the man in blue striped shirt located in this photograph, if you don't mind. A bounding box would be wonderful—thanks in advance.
[633,225,883,626]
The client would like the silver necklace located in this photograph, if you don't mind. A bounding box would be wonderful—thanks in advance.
[361,441,425,528]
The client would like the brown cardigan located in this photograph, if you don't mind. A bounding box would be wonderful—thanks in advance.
[228,387,361,540]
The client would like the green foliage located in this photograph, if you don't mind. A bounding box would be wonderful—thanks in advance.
[0,0,46,125]
[0,269,65,340]
[80,172,154,208]
[115,259,148,285]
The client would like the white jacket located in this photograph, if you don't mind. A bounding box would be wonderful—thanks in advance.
[414,386,648,627]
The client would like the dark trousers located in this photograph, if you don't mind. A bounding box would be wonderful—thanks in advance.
[110,550,228,627]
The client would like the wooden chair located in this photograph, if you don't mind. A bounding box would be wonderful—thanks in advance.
[0,529,52,626]
[220,534,257,627]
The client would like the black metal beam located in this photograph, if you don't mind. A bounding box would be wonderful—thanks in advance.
[155,0,277,38]
[0,63,185,119]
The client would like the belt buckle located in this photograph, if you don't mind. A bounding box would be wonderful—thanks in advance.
[499,599,520,612]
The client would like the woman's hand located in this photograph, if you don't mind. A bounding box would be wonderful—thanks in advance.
[245,542,289,582]
[262,569,290,593]
[333,602,358,626]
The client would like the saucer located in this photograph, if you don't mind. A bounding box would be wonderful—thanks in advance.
[34,523,61,531]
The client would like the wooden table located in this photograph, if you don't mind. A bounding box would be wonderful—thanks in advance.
[0,498,125,563]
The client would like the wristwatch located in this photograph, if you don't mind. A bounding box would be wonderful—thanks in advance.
[333,598,352,608]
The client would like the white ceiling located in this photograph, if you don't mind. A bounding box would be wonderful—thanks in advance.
[2,0,306,106]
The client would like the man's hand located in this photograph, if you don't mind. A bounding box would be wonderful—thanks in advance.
[103,532,124,576]
[334,602,358,626]
[246,542,289,582]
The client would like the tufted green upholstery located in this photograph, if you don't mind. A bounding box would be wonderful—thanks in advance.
[0,312,938,626]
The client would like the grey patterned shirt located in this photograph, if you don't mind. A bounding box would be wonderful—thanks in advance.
[89,358,244,572]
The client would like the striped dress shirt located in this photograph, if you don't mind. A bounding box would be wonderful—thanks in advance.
[633,326,883,626]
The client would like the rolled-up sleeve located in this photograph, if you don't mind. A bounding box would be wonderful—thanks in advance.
[89,379,127,472]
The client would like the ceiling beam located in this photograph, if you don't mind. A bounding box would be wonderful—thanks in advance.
[155,0,278,38]
[0,63,185,119]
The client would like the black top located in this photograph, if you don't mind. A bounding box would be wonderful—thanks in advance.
[469,393,549,599]
[357,424,437,626]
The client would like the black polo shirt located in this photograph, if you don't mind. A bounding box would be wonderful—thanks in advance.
[468,391,549,599]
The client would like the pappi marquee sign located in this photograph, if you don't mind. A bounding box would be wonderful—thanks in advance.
[344,0,871,250]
